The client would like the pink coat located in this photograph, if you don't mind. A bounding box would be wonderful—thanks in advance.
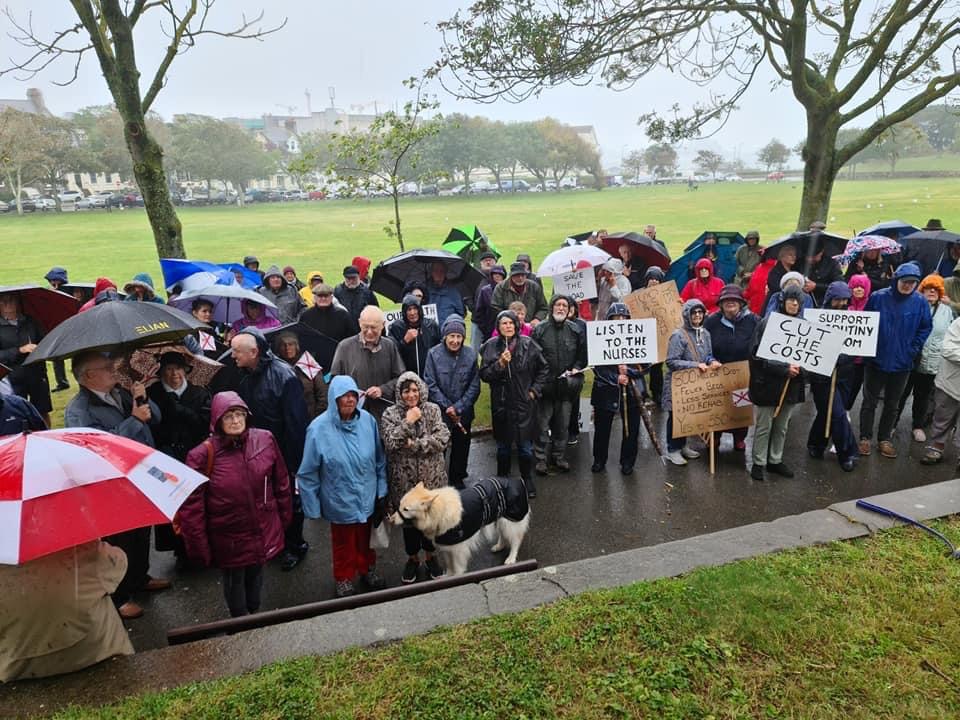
[178,391,292,569]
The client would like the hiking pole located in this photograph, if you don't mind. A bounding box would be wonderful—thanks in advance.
[628,378,663,455]
[825,369,837,439]
[621,384,629,438]
[855,500,960,559]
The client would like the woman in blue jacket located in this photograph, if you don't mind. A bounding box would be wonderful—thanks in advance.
[297,375,388,599]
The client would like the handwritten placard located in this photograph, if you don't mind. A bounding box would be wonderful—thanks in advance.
[384,303,438,329]
[755,312,844,376]
[803,309,879,357]
[623,281,683,363]
[671,361,754,437]
[552,267,598,302]
[586,319,657,365]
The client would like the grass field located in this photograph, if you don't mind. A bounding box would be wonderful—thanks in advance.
[1,178,957,291]
[47,519,960,719]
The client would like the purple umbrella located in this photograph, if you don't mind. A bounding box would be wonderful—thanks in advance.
[834,235,903,265]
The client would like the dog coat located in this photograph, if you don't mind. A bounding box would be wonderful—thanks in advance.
[434,476,529,546]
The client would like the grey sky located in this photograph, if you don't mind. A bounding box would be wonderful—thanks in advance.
[0,1,917,167]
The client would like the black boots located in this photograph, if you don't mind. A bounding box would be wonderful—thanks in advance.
[518,456,536,499]
[496,455,511,477]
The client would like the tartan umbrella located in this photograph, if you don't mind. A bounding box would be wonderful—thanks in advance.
[0,428,207,564]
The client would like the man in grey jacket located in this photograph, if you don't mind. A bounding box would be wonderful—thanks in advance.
[64,351,167,620]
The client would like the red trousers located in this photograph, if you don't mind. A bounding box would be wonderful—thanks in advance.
[330,522,376,581]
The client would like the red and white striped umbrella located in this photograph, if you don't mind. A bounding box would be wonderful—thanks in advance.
[0,428,208,565]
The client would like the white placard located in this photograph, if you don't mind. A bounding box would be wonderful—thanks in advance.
[552,268,598,302]
[586,319,658,365]
[756,312,844,376]
[803,309,879,358]
[384,303,438,329]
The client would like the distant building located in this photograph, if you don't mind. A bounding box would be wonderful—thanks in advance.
[0,88,50,115]
[571,125,600,155]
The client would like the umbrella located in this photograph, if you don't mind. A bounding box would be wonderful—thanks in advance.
[537,245,612,277]
[765,230,848,262]
[61,283,127,304]
[834,235,904,265]
[858,220,920,242]
[218,263,263,289]
[900,228,960,277]
[0,428,207,564]
[371,248,486,304]
[600,231,672,271]
[666,231,745,291]
[159,259,236,292]
[115,344,225,389]
[442,225,499,265]
[23,301,207,365]
[564,230,598,246]
[0,285,79,334]
[264,322,339,371]
[169,283,278,325]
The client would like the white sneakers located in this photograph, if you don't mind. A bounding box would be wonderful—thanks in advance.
[666,450,687,465]
[681,447,701,459]
[913,428,927,443]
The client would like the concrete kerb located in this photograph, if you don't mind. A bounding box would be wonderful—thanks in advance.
[6,478,959,718]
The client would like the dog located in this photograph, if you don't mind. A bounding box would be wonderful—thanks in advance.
[392,476,531,576]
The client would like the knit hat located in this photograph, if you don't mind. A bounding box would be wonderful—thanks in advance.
[919,274,945,297]
[780,271,806,289]
[282,265,296,275]
[442,313,466,337]
[718,284,746,305]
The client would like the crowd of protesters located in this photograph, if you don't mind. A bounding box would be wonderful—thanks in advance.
[3,218,959,679]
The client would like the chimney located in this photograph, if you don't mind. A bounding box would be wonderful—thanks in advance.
[26,88,48,114]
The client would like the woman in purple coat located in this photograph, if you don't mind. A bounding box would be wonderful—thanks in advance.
[179,391,293,617]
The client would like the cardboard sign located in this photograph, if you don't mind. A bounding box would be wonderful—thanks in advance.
[671,361,754,437]
[384,303,438,329]
[552,267,598,302]
[803,309,879,357]
[623,281,683,363]
[586,319,657,365]
[755,312,844,376]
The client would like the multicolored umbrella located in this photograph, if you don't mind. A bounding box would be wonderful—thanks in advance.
[0,428,207,564]
[537,244,611,276]
[834,235,904,264]
[442,225,499,265]
[115,345,224,389]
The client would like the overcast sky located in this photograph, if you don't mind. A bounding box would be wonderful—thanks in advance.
[0,1,886,168]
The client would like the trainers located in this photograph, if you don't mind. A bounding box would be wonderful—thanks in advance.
[921,446,944,465]
[840,458,857,472]
[425,556,444,579]
[280,551,302,572]
[535,460,550,475]
[858,439,872,456]
[750,464,765,481]
[567,435,579,446]
[553,458,570,472]
[878,440,898,459]
[401,559,420,584]
[680,446,700,460]
[912,428,926,443]
[362,569,386,590]
[767,462,794,478]
[666,450,687,466]
[335,579,355,598]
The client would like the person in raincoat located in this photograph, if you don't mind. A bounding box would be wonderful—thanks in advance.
[299,270,326,305]
[258,265,305,325]
[300,283,357,343]
[44,266,71,391]
[596,258,632,320]
[680,258,725,314]
[283,266,305,291]
[387,294,442,376]
[479,309,550,498]
[297,375,388,599]
[227,299,280,341]
[921,313,960,467]
[123,273,164,303]
[0,291,52,426]
[734,230,762,287]
[744,252,776,315]
[845,273,872,409]
[380,371,450,583]
[179,391,292,617]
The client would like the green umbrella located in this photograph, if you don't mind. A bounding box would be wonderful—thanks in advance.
[442,225,500,265]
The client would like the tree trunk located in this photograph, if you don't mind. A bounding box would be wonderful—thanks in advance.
[392,192,404,252]
[797,117,840,231]
[125,120,185,258]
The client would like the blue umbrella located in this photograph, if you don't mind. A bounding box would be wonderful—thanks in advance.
[160,259,235,291]
[857,220,920,242]
[666,231,744,292]
[218,264,263,289]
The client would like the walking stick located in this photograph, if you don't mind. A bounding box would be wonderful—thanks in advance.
[709,430,715,475]
[773,377,791,418]
[628,378,663,455]
[825,369,837,439]
[621,384,629,438]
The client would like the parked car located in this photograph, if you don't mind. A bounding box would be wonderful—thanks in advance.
[469,180,496,194]
[75,197,95,210]
[57,190,83,203]
[281,189,302,201]
[499,179,530,192]
[89,191,113,208]
[419,184,438,196]
[559,177,578,189]
[265,189,284,202]
[449,185,466,195]
[767,171,785,182]
[105,193,126,208]
[308,189,326,200]
[123,193,144,207]
[721,173,743,182]
[0,201,9,213]
[35,197,57,211]
[19,199,37,212]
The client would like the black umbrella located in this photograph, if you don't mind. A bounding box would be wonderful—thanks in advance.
[370,248,486,304]
[264,322,339,371]
[600,231,672,270]
[24,301,207,365]
[766,230,848,264]
[61,283,128,304]
[900,228,960,276]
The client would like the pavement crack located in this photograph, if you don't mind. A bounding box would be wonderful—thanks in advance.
[479,580,492,615]
[826,506,874,534]
[541,575,571,597]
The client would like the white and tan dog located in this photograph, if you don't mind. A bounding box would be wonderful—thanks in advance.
[393,477,530,576]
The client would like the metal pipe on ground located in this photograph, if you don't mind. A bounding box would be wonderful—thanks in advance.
[167,559,539,645]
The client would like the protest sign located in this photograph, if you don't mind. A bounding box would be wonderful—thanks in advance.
[623,281,683,362]
[552,267,598,302]
[755,312,844,376]
[586,319,657,365]
[803,309,879,357]
[384,303,438,329]
[671,361,754,437]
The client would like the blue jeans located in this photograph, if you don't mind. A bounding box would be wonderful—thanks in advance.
[496,439,532,459]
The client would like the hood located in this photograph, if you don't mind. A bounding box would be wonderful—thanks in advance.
[123,272,157,299]
[237,326,270,358]
[822,281,852,307]
[606,302,630,319]
[243,255,259,267]
[893,262,922,281]
[643,267,665,283]
[328,374,360,406]
[681,299,707,328]
[401,293,422,326]
[45,267,68,284]
[488,265,507,285]
[694,258,714,278]
[779,285,806,313]
[262,265,288,288]
[351,256,372,280]
[402,279,428,301]
[94,277,117,295]
[848,273,871,296]
[780,271,806,290]
[550,294,573,321]
[919,274,945,298]
[210,391,249,433]
[442,313,466,338]
[496,309,520,336]
[306,270,324,284]
[603,258,624,274]
[240,299,273,324]
[394,370,430,405]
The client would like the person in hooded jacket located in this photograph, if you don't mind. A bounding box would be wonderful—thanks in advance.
[921,314,960,467]
[351,256,372,284]
[300,283,357,342]
[844,273,872,409]
[243,255,265,283]
[426,261,466,328]
[388,294,442,376]
[806,282,858,471]
[596,258,632,321]
[531,295,587,474]
[179,391,292,617]
[123,273,164,303]
[680,258,725,314]
[299,270,325,305]
[663,299,720,465]
[734,231,762,287]
[704,284,758,452]
[473,264,506,345]
[763,271,816,317]
[479,309,550,498]
[227,299,281,341]
[424,314,481,487]
[272,331,329,419]
[0,292,52,426]
[745,252,776,315]
[297,375,388,599]
[78,277,119,313]
[748,285,807,481]
[258,265,305,325]
[859,262,932,459]
[590,303,645,474]
[380,371,450,583]
[44,266,71,391]
[282,266,304,291]
[231,328,309,571]
[641,267,666,404]
[844,248,894,292]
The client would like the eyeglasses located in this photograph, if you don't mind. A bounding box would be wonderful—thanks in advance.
[222,409,246,420]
